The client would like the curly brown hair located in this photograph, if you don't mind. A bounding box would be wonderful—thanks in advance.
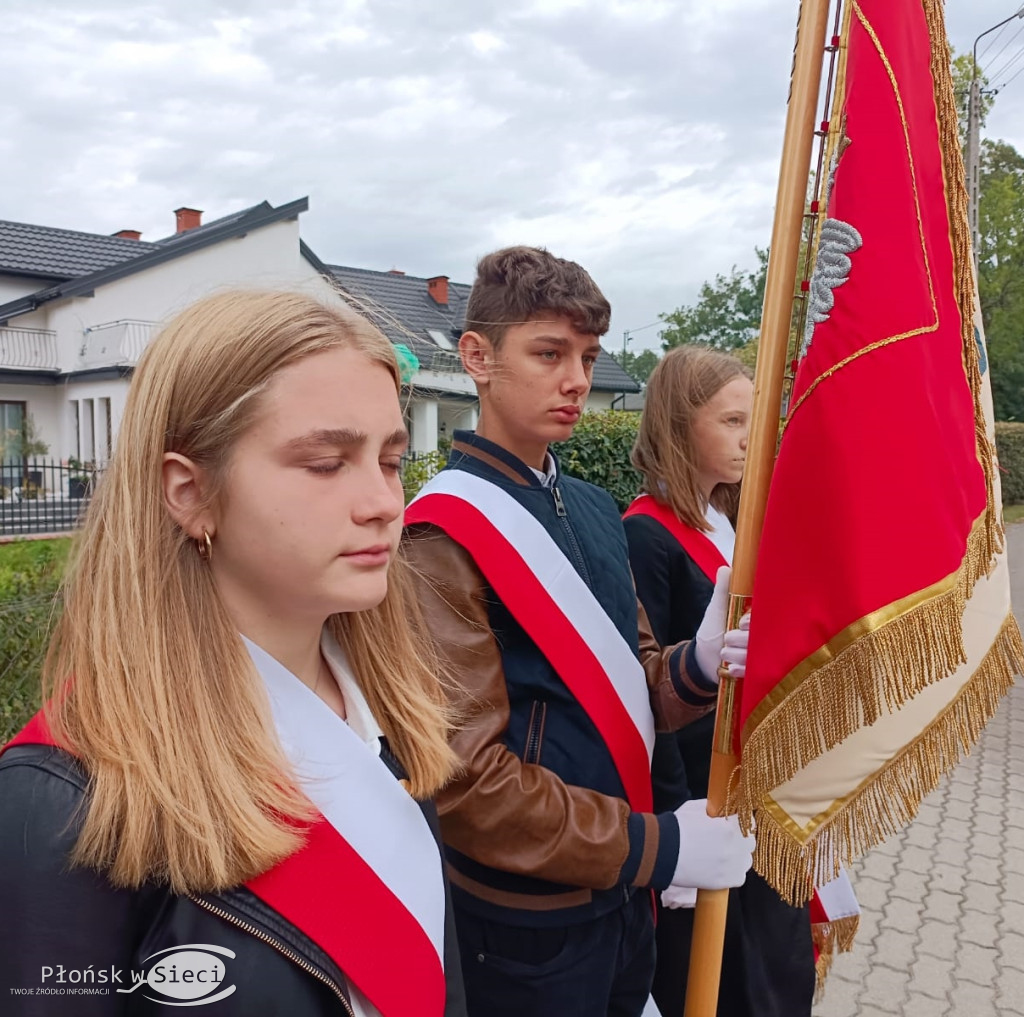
[464,246,611,347]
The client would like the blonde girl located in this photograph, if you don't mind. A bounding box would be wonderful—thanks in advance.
[0,291,465,1017]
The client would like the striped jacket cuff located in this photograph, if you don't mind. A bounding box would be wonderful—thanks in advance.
[669,642,719,705]
[622,812,681,891]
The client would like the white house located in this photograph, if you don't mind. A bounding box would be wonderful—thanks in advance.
[0,200,641,467]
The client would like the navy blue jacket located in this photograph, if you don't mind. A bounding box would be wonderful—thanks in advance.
[404,431,718,928]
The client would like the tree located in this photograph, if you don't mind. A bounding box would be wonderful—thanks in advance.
[609,347,660,384]
[659,248,768,351]
[951,49,994,155]
[977,139,1024,420]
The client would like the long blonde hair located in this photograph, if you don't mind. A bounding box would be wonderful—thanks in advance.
[43,290,456,893]
[631,345,752,530]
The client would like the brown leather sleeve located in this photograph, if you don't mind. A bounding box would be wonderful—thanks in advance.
[637,596,719,733]
[403,523,635,891]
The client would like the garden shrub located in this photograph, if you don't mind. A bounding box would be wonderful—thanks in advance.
[996,422,1024,506]
[402,450,446,503]
[552,410,642,512]
[0,539,69,743]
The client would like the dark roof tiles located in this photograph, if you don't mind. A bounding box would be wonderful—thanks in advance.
[0,202,274,282]
[0,220,157,280]
[328,264,639,393]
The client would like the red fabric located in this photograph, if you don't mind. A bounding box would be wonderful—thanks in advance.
[247,822,444,1017]
[741,0,986,732]
[808,890,829,964]
[3,714,445,1017]
[406,493,654,812]
[623,495,728,583]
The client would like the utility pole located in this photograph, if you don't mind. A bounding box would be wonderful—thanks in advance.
[966,73,981,262]
[619,330,632,408]
[969,8,1024,264]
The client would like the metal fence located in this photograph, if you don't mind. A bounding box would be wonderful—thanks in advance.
[0,459,105,536]
[0,453,446,537]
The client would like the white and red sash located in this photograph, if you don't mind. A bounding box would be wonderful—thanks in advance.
[624,494,860,969]
[4,644,446,1017]
[406,469,656,813]
[623,494,728,583]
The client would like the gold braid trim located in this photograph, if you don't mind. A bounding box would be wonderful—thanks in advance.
[925,0,1001,566]
[750,613,1022,906]
[738,515,991,812]
[812,913,860,1000]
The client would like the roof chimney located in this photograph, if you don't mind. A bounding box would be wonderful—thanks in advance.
[388,268,406,275]
[427,275,449,306]
[113,229,141,240]
[174,207,203,234]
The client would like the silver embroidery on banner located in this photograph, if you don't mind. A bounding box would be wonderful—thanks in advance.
[800,130,863,359]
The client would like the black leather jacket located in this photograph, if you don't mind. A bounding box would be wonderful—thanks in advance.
[0,743,467,1016]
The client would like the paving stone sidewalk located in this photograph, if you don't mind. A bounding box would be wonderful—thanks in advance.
[812,523,1024,1017]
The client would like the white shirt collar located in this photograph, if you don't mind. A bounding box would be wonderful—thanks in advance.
[529,452,558,488]
[704,503,735,566]
[320,629,385,749]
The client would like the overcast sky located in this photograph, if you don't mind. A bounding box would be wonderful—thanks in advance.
[2,0,1023,353]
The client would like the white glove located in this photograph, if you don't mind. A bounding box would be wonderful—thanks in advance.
[672,798,755,890]
[720,612,750,679]
[694,566,731,685]
[660,884,698,909]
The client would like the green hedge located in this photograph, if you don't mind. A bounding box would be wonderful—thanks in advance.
[0,539,69,744]
[402,451,446,504]
[552,410,642,512]
[996,422,1024,507]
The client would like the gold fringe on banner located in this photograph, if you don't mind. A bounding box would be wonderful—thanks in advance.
[750,613,1022,905]
[738,514,992,815]
[812,913,860,999]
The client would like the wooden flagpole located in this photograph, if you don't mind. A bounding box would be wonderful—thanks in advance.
[682,1,833,1014]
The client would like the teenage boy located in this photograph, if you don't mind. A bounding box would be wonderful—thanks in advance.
[404,246,753,1017]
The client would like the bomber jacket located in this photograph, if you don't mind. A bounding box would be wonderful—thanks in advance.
[0,741,467,1017]
[403,431,719,928]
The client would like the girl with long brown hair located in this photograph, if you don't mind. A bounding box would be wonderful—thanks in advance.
[0,290,465,1017]
[625,344,814,1017]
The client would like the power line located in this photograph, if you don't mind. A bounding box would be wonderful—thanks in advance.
[978,20,1012,61]
[999,59,1024,90]
[988,44,1024,86]
[622,319,663,335]
[982,22,1024,76]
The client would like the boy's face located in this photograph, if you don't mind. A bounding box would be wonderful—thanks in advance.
[461,315,601,467]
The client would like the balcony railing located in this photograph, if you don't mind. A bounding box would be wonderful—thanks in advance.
[0,327,59,371]
[80,320,159,368]
[424,349,466,374]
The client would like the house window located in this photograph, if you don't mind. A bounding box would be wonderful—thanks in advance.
[0,400,26,465]
[427,329,455,351]
[82,399,96,462]
[99,397,113,461]
[70,401,81,461]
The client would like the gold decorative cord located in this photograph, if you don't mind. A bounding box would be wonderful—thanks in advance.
[785,0,939,429]
[924,0,1001,568]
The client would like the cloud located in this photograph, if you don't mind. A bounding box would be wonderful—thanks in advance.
[1,0,1022,352]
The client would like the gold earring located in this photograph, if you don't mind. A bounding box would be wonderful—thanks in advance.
[196,530,213,561]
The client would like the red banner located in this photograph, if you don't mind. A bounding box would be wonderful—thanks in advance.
[738,0,1023,903]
